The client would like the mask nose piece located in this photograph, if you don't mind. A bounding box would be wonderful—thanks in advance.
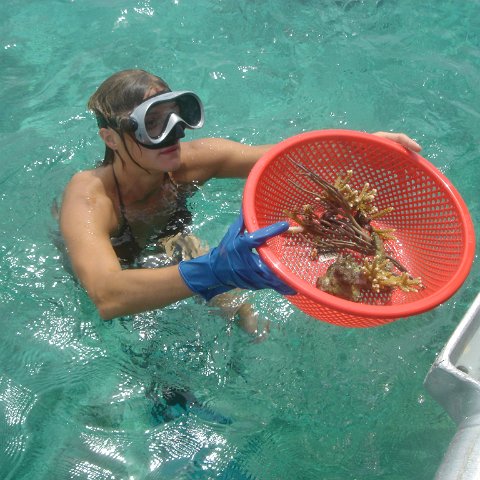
[152,122,185,149]
[173,123,186,140]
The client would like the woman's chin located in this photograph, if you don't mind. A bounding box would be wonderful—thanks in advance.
[156,146,181,171]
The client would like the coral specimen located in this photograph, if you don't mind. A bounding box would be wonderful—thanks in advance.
[316,254,369,302]
[285,157,423,301]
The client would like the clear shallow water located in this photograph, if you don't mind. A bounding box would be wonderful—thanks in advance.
[1,0,479,478]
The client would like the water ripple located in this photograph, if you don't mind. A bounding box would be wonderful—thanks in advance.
[0,376,37,479]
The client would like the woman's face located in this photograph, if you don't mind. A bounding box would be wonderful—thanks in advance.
[120,87,184,173]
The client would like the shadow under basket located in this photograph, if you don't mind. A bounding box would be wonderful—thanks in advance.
[243,130,476,328]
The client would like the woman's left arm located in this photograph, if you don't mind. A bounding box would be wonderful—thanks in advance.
[177,138,272,182]
[177,132,421,184]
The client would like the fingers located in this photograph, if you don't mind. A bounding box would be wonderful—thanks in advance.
[372,131,422,152]
[246,221,290,247]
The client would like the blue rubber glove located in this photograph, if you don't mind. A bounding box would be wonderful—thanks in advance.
[178,214,296,301]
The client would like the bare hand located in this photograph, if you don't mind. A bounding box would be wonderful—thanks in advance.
[372,131,422,153]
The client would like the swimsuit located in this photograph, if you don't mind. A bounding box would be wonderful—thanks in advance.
[110,166,194,266]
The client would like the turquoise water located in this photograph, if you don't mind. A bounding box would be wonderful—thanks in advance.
[1,0,479,478]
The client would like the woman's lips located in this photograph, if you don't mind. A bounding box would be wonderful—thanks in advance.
[159,143,179,154]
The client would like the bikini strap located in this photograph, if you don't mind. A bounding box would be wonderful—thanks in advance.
[111,165,127,218]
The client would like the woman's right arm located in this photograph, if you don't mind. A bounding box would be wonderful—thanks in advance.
[60,173,193,320]
[60,173,293,320]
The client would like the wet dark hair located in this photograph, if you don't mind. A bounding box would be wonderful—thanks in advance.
[87,69,170,166]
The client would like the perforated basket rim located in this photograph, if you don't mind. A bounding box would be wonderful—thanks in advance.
[243,129,476,319]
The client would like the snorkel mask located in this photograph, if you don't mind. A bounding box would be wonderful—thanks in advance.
[128,91,204,149]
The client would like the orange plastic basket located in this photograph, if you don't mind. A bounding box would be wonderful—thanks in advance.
[243,130,475,328]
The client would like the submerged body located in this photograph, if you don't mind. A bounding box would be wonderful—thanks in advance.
[59,69,422,321]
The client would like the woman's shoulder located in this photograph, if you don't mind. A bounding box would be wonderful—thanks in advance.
[176,138,240,183]
[63,167,114,213]
[61,167,117,231]
[181,137,238,155]
[66,167,109,194]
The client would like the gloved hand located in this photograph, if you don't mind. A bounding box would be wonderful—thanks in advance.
[178,214,296,301]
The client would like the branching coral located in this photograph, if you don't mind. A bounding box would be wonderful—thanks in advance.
[284,157,423,301]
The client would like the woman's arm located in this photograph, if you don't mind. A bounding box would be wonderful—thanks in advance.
[60,171,290,320]
[60,173,193,320]
[176,132,421,185]
[176,138,272,183]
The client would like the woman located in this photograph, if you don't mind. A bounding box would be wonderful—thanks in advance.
[60,69,421,321]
